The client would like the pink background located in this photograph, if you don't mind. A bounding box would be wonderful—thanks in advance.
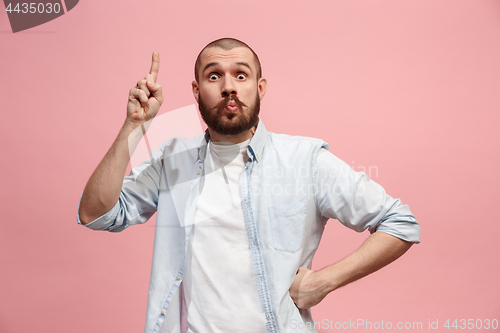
[1,0,499,332]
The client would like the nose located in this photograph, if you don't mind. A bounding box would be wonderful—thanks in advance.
[221,76,237,97]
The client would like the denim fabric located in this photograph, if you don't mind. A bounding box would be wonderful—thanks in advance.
[77,118,420,333]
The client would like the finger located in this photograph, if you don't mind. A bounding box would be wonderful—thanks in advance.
[148,51,159,82]
[148,82,163,104]
[137,79,151,97]
[129,88,149,106]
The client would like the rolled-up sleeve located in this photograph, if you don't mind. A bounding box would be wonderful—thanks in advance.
[314,148,420,243]
[76,147,164,232]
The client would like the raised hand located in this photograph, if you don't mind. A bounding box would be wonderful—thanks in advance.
[127,51,164,126]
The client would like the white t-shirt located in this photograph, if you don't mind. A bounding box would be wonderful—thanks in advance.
[184,138,268,332]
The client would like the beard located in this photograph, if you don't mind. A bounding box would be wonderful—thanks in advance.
[198,91,260,136]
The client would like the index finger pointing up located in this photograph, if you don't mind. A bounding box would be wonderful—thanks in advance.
[149,51,160,82]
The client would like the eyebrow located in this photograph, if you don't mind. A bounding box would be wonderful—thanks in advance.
[202,62,252,73]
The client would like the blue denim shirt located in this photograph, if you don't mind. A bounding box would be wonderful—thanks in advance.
[77,118,420,333]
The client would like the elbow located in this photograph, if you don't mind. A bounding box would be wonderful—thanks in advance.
[78,205,94,225]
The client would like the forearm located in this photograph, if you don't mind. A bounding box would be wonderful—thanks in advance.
[318,232,414,293]
[78,121,143,224]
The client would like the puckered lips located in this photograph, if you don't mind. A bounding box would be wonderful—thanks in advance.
[224,100,239,113]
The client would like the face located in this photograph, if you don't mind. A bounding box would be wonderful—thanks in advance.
[192,47,267,136]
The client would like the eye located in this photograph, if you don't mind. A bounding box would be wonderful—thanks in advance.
[236,73,247,80]
[208,73,219,81]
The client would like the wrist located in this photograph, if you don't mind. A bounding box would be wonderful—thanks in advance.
[317,266,342,294]
[122,119,143,132]
[119,119,152,157]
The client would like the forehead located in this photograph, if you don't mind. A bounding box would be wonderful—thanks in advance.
[199,46,257,72]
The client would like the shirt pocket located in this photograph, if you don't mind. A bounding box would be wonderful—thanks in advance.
[268,201,307,253]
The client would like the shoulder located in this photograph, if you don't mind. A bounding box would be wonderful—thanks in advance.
[267,132,329,151]
[158,132,206,156]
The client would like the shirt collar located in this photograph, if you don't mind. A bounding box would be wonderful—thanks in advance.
[247,117,267,162]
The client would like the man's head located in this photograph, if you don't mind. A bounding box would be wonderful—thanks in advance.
[192,38,267,137]
[194,38,262,83]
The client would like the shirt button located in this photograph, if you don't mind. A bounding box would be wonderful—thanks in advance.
[196,170,200,175]
[176,275,181,281]
[161,309,165,315]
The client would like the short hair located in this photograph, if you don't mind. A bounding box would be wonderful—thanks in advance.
[194,38,262,82]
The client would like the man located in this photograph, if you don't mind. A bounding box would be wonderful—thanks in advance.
[77,38,420,333]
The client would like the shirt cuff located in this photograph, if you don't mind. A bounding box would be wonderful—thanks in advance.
[375,217,421,244]
[76,194,120,231]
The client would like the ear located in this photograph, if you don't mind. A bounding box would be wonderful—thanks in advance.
[192,80,199,103]
[257,77,268,101]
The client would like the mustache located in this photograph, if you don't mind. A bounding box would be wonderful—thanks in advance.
[211,95,247,112]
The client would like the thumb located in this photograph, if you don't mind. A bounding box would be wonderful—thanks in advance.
[147,80,157,91]
[297,266,307,274]
[147,81,163,102]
